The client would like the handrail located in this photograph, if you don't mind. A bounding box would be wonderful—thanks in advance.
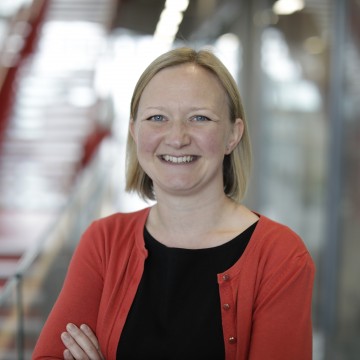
[0,140,111,301]
[0,138,116,359]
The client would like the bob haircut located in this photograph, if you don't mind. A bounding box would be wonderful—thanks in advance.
[125,47,252,203]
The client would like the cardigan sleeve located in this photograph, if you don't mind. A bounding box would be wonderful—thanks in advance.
[32,222,106,359]
[248,232,315,360]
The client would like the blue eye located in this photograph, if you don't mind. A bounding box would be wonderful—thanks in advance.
[148,115,164,121]
[193,115,210,122]
[153,115,163,121]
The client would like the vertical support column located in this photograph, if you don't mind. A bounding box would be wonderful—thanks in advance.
[16,274,25,360]
[321,0,347,355]
[238,0,267,210]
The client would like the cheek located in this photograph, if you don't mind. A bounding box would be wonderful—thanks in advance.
[197,131,227,154]
[135,126,162,153]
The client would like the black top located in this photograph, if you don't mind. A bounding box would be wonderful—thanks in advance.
[117,222,257,360]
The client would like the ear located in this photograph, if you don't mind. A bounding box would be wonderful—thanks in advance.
[225,118,244,154]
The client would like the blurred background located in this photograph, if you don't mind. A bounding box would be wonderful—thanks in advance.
[0,0,359,359]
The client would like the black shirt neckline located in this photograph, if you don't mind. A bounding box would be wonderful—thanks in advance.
[117,221,258,360]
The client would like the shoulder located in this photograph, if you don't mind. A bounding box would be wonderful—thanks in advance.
[253,214,308,254]
[245,213,315,275]
[250,214,315,294]
[89,206,150,234]
[78,207,150,251]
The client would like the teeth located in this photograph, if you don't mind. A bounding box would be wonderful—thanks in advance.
[162,155,194,163]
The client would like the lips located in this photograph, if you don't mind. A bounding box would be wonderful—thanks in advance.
[160,155,196,164]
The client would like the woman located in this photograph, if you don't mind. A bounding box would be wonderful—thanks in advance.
[33,47,315,360]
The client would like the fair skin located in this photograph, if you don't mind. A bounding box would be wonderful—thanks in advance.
[60,63,258,358]
[61,324,104,360]
[132,63,257,248]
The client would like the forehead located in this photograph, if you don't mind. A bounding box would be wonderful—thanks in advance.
[140,63,227,103]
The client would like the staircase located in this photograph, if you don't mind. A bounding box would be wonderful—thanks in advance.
[0,0,118,358]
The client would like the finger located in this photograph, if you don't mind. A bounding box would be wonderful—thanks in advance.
[64,324,102,360]
[79,324,100,349]
[63,349,75,360]
[61,331,88,360]
[79,324,104,359]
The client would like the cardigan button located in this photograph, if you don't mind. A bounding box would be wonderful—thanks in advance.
[222,274,230,281]
[223,303,231,310]
[228,336,237,344]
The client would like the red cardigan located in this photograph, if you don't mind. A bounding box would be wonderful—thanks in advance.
[32,207,315,360]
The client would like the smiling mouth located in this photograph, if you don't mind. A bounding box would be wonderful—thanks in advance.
[160,155,197,164]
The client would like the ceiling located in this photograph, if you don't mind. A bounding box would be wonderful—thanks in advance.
[112,0,331,47]
[112,0,231,40]
[112,0,360,98]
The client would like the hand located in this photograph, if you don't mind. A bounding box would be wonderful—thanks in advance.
[61,323,105,360]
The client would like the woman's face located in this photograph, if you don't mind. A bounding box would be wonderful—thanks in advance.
[130,63,243,199]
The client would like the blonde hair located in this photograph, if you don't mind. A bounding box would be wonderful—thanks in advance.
[126,47,252,202]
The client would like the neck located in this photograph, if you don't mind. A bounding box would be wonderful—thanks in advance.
[147,191,242,248]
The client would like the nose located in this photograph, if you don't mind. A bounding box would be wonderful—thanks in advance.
[164,120,191,148]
